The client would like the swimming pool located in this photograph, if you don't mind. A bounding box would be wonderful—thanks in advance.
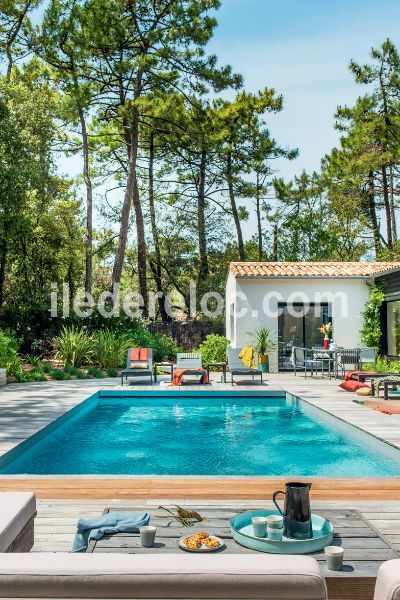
[1,391,399,476]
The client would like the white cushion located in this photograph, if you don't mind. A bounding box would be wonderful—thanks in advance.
[0,492,36,552]
[0,552,327,598]
[374,560,400,600]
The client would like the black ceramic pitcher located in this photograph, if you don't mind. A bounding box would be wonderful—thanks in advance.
[273,482,313,540]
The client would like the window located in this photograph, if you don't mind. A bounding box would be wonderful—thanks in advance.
[387,301,400,356]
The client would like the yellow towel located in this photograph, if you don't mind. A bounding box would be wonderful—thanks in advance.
[239,346,256,369]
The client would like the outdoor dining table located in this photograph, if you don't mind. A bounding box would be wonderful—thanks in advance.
[88,504,398,600]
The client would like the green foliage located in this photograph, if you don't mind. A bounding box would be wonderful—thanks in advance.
[248,327,277,354]
[364,356,400,373]
[63,364,88,379]
[54,326,93,367]
[92,329,127,369]
[198,334,229,365]
[50,368,71,380]
[87,366,104,378]
[0,329,20,373]
[29,368,47,382]
[106,367,119,377]
[124,329,179,362]
[361,284,386,349]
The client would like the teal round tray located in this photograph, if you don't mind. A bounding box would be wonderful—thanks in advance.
[230,510,333,554]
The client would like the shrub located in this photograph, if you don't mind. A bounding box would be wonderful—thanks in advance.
[92,330,127,369]
[124,328,179,362]
[29,368,47,382]
[54,326,93,367]
[87,367,104,378]
[198,334,230,365]
[0,330,26,380]
[106,367,119,377]
[50,368,71,380]
[361,284,385,349]
[364,356,400,374]
[63,364,88,379]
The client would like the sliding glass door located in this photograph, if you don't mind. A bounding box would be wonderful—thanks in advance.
[278,303,331,371]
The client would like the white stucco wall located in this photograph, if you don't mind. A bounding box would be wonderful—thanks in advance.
[226,276,371,373]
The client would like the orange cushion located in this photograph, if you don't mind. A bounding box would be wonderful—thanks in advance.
[339,380,369,392]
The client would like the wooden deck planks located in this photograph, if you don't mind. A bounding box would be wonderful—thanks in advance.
[2,477,400,499]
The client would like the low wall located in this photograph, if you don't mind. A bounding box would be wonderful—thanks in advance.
[0,369,6,387]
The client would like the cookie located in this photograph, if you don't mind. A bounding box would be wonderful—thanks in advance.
[184,536,201,549]
[202,536,221,548]
[194,532,209,540]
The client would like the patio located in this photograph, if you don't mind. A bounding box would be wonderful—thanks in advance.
[0,374,399,599]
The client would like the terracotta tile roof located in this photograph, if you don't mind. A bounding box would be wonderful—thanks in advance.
[229,262,400,278]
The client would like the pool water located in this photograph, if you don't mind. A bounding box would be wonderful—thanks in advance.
[1,393,400,476]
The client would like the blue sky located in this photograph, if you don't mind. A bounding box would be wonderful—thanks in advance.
[209,0,400,181]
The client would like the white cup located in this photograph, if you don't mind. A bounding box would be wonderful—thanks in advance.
[139,526,157,547]
[252,517,268,538]
[324,546,344,571]
[266,515,284,540]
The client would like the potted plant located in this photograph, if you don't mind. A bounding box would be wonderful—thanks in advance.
[249,327,277,373]
[319,323,332,350]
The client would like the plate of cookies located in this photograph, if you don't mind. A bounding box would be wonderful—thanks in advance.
[178,532,224,552]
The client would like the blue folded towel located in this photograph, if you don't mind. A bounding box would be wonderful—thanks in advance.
[72,511,150,553]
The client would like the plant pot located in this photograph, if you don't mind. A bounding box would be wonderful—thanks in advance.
[0,368,6,387]
[258,354,269,373]
[323,337,329,350]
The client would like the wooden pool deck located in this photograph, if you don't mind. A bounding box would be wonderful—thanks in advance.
[0,374,399,500]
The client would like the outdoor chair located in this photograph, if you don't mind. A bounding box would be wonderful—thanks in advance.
[172,352,209,385]
[336,348,360,378]
[121,348,154,385]
[227,348,263,385]
[359,347,377,369]
[292,347,324,378]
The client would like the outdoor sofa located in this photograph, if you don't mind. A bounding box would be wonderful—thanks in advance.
[374,559,400,600]
[0,492,36,553]
[0,553,327,599]
[228,348,263,385]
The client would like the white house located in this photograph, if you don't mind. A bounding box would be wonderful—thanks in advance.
[225,261,400,373]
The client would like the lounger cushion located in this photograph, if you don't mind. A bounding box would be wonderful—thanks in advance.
[0,553,327,599]
[374,559,400,600]
[0,492,36,552]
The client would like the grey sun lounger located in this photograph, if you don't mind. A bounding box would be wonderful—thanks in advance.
[227,348,263,385]
[121,348,154,385]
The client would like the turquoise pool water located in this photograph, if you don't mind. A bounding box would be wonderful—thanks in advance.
[1,392,399,476]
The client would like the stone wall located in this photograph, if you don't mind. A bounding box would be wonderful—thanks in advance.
[0,369,6,387]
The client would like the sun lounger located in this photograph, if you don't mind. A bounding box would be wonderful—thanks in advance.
[172,353,209,385]
[228,348,263,385]
[121,348,154,385]
[0,553,328,599]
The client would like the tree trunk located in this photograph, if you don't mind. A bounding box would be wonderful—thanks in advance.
[255,174,263,260]
[75,97,93,296]
[148,131,169,321]
[111,69,148,316]
[389,163,397,243]
[0,241,7,308]
[382,165,393,249]
[368,171,382,256]
[272,224,278,261]
[197,149,208,281]
[226,152,245,261]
